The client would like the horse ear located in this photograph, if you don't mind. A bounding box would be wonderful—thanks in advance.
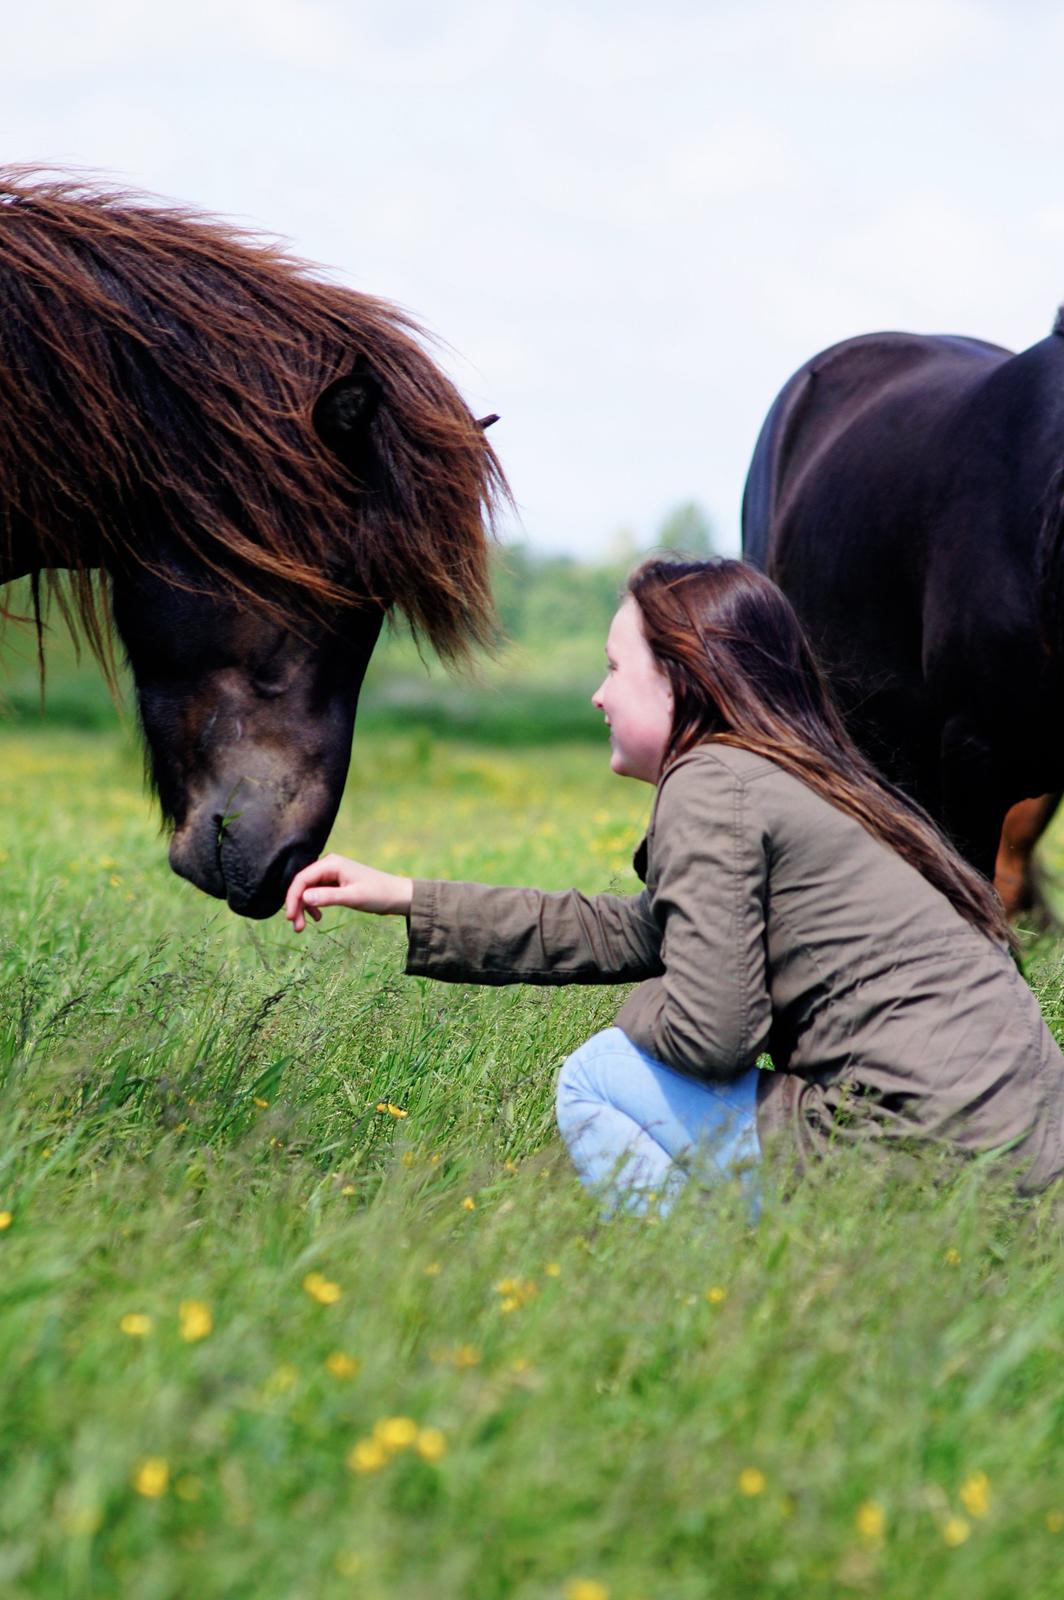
[312,359,383,466]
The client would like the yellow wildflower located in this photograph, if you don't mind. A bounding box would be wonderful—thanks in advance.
[959,1471,990,1519]
[495,1276,538,1310]
[416,1427,447,1463]
[544,1261,561,1277]
[253,1096,269,1109]
[944,1247,961,1266]
[373,1416,419,1452]
[0,1211,11,1231]
[461,1196,475,1211]
[376,1102,408,1118]
[564,1580,609,1600]
[132,1457,169,1498]
[942,1515,970,1546]
[347,1437,387,1474]
[424,1261,442,1276]
[401,1151,415,1167]
[120,1313,153,1337]
[303,1271,341,1305]
[178,1300,212,1342]
[706,1285,727,1304]
[855,1500,886,1540]
[738,1467,766,1497]
[340,1184,356,1196]
[325,1351,360,1379]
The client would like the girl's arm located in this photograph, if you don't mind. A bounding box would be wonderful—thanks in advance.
[285,856,664,984]
[405,878,663,985]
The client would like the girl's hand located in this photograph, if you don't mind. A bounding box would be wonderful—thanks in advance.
[284,853,414,932]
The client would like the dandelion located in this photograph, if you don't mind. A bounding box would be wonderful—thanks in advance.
[120,1313,153,1337]
[706,1285,727,1304]
[325,1351,360,1379]
[340,1184,356,1196]
[178,1300,212,1342]
[347,1438,387,1474]
[942,1515,971,1546]
[424,1261,442,1276]
[461,1196,476,1211]
[132,1457,169,1498]
[303,1271,341,1305]
[545,1261,562,1277]
[563,1580,609,1600]
[416,1427,447,1463]
[253,1096,269,1109]
[944,1247,962,1266]
[401,1151,415,1167]
[959,1471,990,1519]
[855,1500,886,1540]
[376,1102,408,1118]
[373,1416,419,1452]
[0,1211,11,1231]
[738,1467,766,1497]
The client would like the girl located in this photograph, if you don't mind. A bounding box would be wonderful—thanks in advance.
[285,559,1064,1210]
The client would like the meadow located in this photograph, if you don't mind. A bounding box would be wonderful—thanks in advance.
[2,620,1064,1599]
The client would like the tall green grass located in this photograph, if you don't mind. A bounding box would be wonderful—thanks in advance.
[1,718,1063,1599]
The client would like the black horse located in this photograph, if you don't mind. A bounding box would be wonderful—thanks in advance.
[742,312,1064,887]
[0,170,506,918]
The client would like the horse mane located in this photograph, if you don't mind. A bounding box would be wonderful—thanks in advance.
[0,166,509,663]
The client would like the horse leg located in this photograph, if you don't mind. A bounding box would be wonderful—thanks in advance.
[994,793,1062,919]
[939,719,1012,884]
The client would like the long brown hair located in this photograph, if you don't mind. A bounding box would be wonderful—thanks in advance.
[0,167,507,663]
[628,557,1012,947]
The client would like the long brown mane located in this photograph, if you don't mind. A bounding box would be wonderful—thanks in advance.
[0,167,508,661]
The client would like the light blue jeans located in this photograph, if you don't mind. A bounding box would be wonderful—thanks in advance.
[555,1027,761,1216]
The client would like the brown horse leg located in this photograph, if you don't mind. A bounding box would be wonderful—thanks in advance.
[994,794,1061,919]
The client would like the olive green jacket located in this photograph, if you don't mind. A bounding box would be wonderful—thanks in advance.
[405,745,1064,1190]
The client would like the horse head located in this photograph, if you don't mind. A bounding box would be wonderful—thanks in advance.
[0,173,508,918]
[109,372,386,918]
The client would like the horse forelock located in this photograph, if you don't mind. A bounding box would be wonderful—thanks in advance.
[0,166,508,663]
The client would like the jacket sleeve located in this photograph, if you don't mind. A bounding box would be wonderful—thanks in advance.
[615,756,771,1080]
[405,878,665,985]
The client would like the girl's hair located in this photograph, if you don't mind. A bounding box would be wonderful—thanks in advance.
[627,557,1012,948]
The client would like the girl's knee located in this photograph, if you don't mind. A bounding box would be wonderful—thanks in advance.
[555,1028,629,1118]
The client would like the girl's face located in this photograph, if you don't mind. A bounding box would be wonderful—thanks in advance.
[592,597,675,784]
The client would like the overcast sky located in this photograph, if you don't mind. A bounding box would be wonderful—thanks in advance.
[5,0,1064,556]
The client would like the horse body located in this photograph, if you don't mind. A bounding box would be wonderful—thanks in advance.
[743,320,1064,879]
[0,172,505,917]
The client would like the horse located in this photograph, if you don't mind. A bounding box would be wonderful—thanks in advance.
[742,311,1064,902]
[0,169,508,918]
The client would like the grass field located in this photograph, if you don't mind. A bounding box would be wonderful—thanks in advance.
[2,666,1064,1597]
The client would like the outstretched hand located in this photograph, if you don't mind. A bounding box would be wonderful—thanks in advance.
[284,853,414,932]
